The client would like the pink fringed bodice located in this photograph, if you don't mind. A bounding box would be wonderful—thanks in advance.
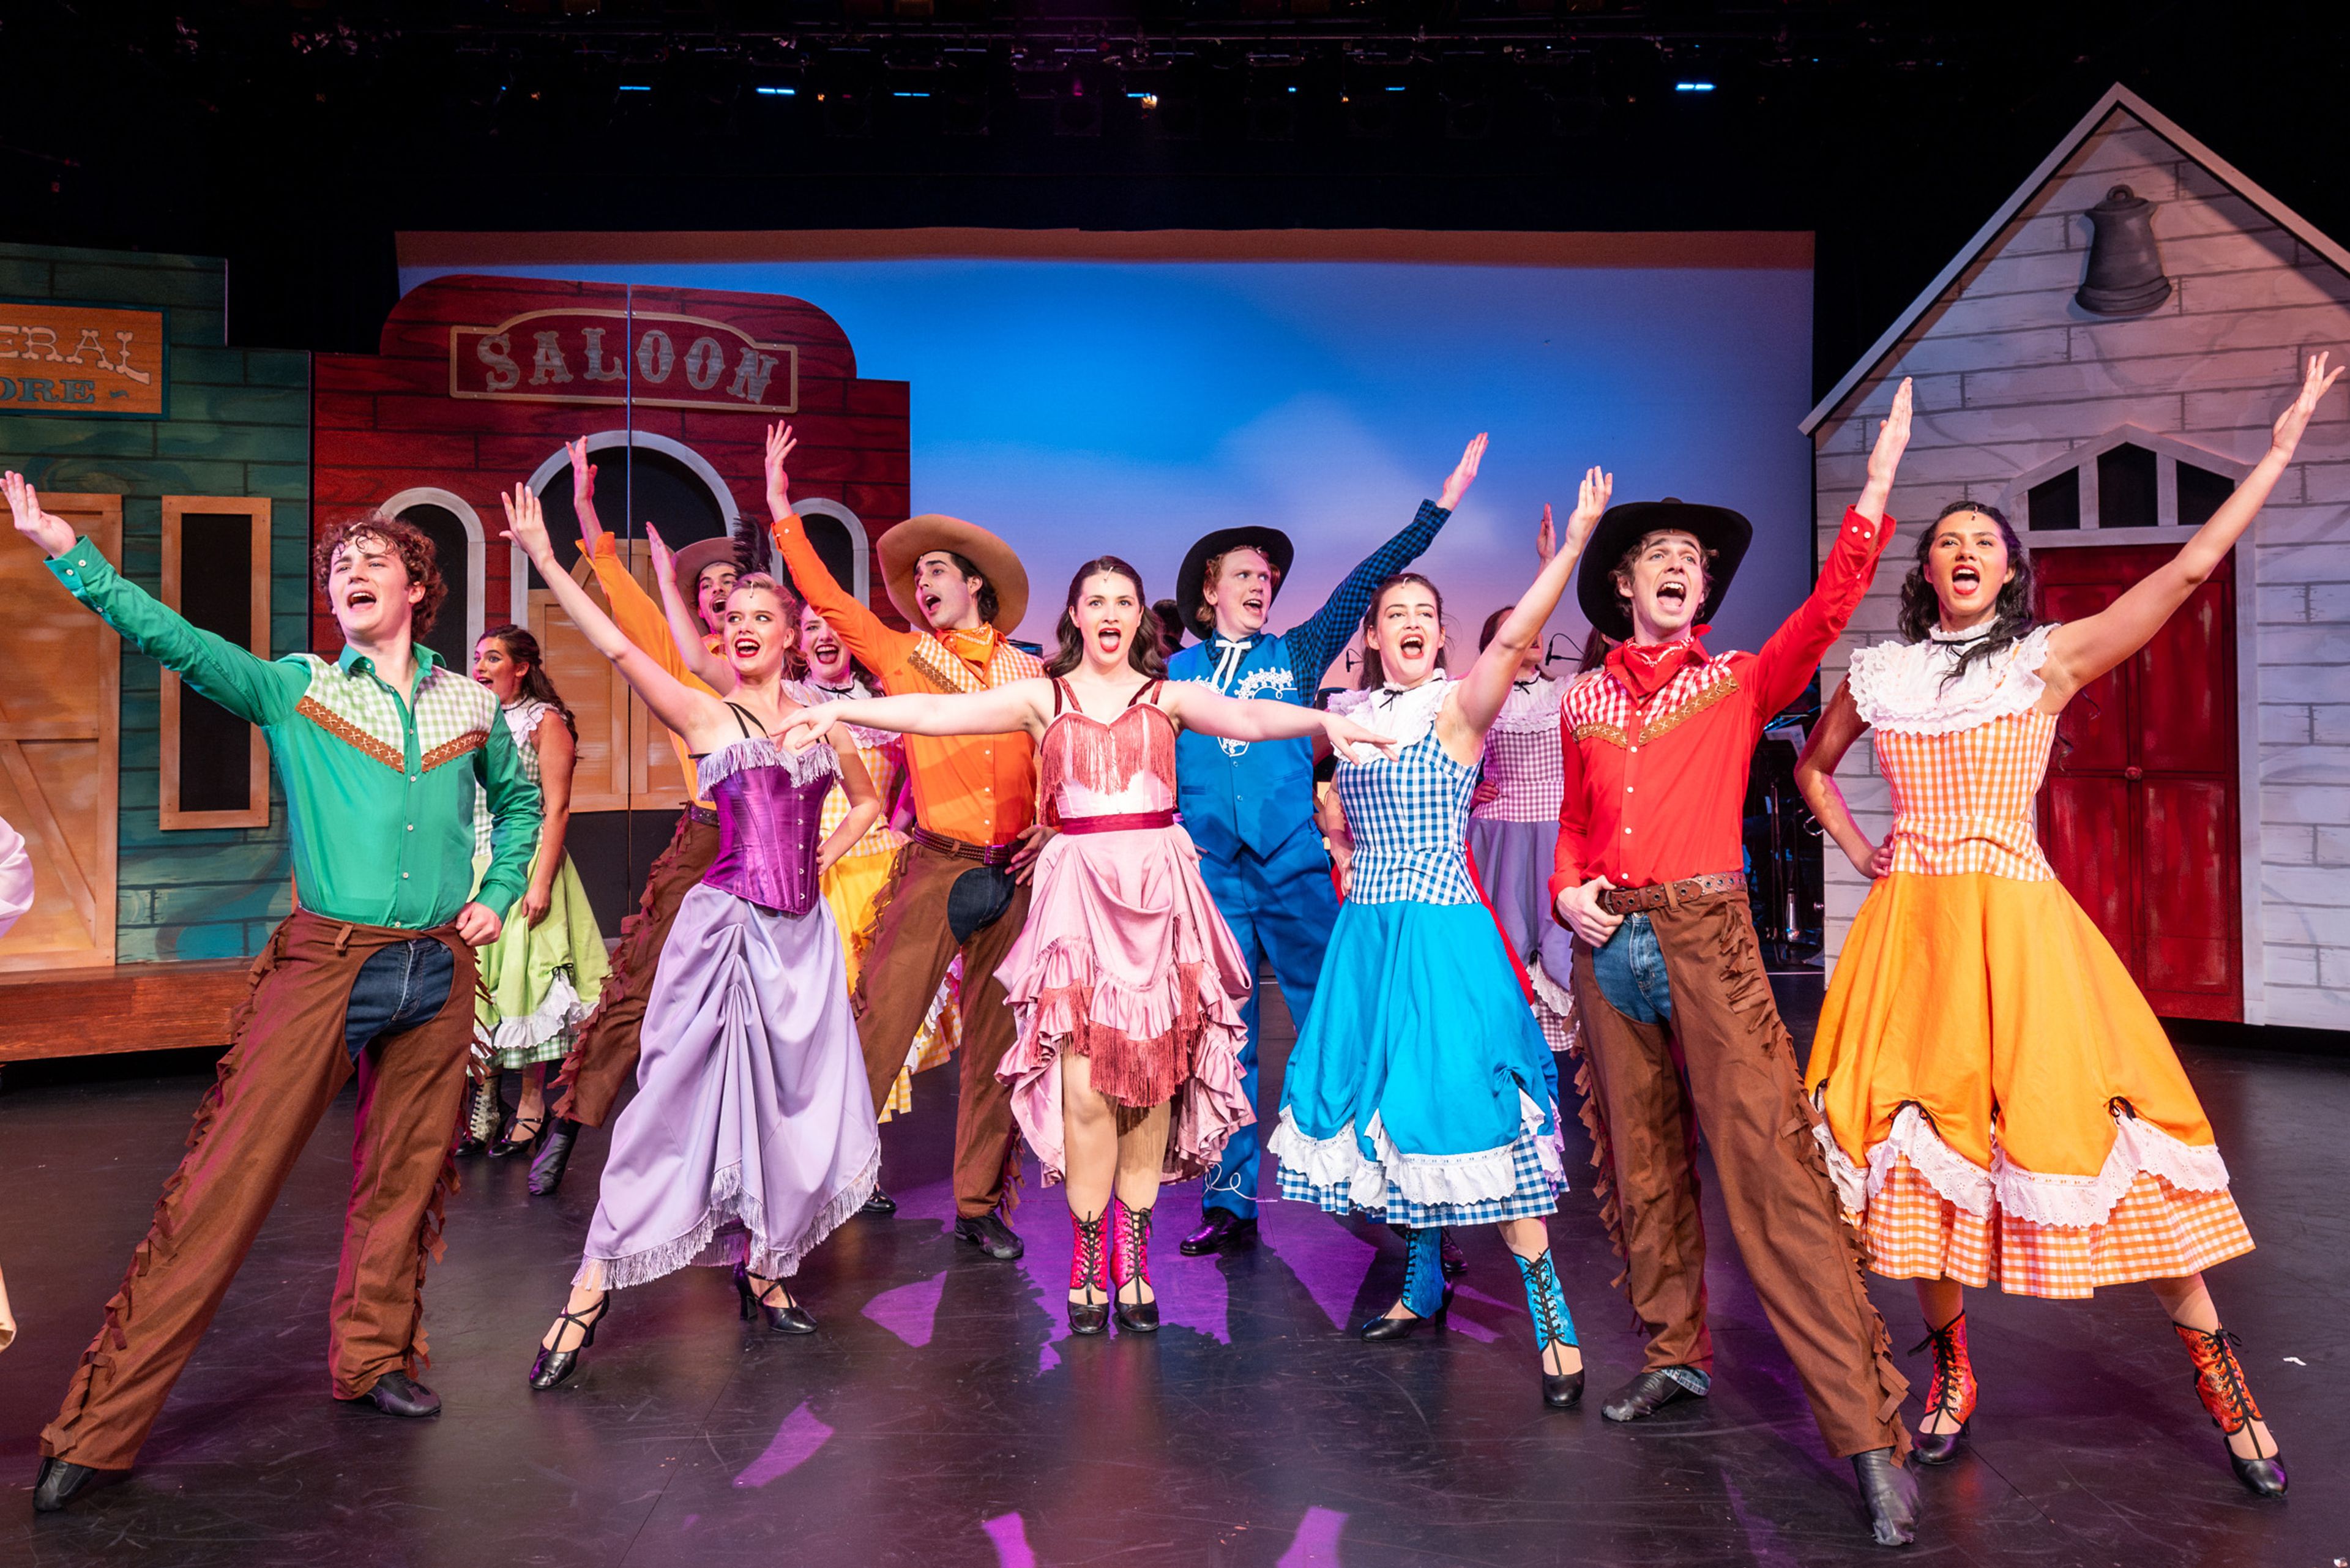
[1039,685,1177,823]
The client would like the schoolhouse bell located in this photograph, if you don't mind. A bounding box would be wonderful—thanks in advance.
[2076,184,2173,315]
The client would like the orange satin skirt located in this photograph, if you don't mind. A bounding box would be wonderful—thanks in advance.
[1806,870,2251,1299]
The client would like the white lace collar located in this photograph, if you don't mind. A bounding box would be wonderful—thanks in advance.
[1327,676,1452,751]
[1847,624,2057,736]
[1489,676,1565,735]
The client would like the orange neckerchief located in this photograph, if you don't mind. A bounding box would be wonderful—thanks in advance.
[1608,635,1709,702]
[937,623,1001,673]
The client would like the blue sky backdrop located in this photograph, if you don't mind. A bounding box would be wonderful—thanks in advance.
[403,255,1813,675]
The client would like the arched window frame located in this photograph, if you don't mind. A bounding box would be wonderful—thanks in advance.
[378,485,487,655]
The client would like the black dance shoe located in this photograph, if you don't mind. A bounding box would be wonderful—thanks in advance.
[1852,1447,1920,1547]
[1440,1231,1467,1279]
[1179,1210,1258,1256]
[527,1119,579,1196]
[1600,1368,1703,1423]
[529,1296,611,1391]
[31,1457,116,1513]
[734,1266,818,1335]
[488,1111,548,1159]
[953,1212,1026,1260]
[1543,1368,1586,1409]
[349,1371,442,1417]
[861,1187,898,1217]
[1358,1288,1452,1342]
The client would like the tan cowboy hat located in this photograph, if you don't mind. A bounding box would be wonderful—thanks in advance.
[670,536,740,603]
[878,513,1029,633]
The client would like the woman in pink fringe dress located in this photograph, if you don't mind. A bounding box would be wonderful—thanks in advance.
[789,556,1395,1335]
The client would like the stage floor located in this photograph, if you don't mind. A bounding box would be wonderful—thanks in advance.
[2,977,2343,1566]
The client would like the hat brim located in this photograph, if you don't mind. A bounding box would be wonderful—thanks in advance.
[1174,527,1296,643]
[670,537,739,605]
[1574,501,1754,641]
[877,515,1029,634]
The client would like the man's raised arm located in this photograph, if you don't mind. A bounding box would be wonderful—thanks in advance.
[763,422,916,674]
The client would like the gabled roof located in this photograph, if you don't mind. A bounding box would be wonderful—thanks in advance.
[1801,83,2350,435]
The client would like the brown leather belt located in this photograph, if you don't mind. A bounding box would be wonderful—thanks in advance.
[908,823,1021,868]
[1058,810,1175,836]
[1598,871,1747,916]
[684,804,720,828]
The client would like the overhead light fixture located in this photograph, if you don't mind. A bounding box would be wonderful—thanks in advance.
[755,85,795,97]
[619,83,651,93]
[1674,81,1715,92]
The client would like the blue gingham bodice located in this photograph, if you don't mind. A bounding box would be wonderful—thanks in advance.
[1335,730,1478,906]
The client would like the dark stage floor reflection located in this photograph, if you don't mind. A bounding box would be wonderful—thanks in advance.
[2,977,2343,1567]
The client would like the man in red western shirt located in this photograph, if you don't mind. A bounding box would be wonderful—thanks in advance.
[1550,381,1924,1547]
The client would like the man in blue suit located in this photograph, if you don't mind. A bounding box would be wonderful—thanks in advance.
[1169,435,1486,1256]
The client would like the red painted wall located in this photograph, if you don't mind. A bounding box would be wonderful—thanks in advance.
[310,272,909,650]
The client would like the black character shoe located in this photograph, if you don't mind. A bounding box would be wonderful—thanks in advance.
[31,1457,115,1513]
[1852,1447,1920,1548]
[1440,1231,1467,1279]
[733,1265,819,1335]
[953,1212,1026,1261]
[1601,1368,1703,1423]
[1179,1209,1259,1256]
[1543,1367,1586,1409]
[488,1111,548,1159]
[349,1370,442,1417]
[529,1296,611,1391]
[1359,1289,1453,1342]
[527,1118,579,1197]
[861,1186,898,1217]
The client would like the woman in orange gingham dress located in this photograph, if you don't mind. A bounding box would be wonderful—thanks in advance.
[1798,354,2340,1501]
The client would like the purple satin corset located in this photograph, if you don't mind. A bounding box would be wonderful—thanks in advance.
[699,744,835,916]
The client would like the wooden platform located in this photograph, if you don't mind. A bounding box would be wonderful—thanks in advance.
[0,957,250,1062]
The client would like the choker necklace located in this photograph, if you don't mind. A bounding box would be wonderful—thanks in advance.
[1928,624,1994,644]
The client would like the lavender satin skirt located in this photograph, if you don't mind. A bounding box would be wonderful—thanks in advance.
[578,884,879,1289]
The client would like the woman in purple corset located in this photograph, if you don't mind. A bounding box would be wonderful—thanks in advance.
[501,485,883,1389]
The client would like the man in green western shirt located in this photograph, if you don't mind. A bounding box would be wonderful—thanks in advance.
[7,473,541,1512]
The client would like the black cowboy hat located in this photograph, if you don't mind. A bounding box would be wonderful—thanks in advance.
[1175,526,1297,644]
[1575,498,1753,641]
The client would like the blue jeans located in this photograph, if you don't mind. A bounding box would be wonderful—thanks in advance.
[343,938,457,1061]
[1590,914,1674,1026]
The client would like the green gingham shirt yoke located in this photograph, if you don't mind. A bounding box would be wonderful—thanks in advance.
[45,534,542,931]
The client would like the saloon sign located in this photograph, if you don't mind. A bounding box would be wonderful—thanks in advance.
[0,302,167,417]
[449,308,798,415]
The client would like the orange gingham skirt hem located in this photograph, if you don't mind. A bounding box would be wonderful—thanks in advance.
[1851,1152,2253,1299]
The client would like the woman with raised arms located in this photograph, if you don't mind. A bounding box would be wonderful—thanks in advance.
[1799,354,2341,1497]
[1271,466,1611,1410]
[786,556,1397,1334]
[500,482,884,1389]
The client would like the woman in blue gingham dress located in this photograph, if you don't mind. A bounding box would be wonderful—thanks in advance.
[1269,469,1612,1408]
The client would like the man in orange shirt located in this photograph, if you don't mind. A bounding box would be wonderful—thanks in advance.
[537,440,740,1197]
[764,425,1048,1259]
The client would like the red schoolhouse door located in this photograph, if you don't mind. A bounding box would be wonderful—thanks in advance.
[2035,544,2242,1021]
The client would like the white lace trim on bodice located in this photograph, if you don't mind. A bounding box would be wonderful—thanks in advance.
[695,733,840,797]
[1486,676,1565,736]
[1328,676,1452,752]
[1846,624,2057,736]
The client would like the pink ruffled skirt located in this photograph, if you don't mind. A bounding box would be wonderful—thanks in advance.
[996,823,1255,1185]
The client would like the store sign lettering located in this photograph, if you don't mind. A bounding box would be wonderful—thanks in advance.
[449,309,797,414]
[0,304,167,417]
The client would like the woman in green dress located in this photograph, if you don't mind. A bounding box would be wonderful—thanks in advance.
[460,625,611,1156]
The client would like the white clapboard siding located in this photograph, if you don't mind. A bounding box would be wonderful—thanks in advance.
[1806,91,2350,1029]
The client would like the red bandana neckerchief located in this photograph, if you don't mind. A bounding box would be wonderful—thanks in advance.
[1608,635,1709,703]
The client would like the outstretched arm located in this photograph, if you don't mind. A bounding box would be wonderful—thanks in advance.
[1158,685,1399,763]
[1285,433,1485,683]
[6,471,303,726]
[501,483,725,748]
[570,437,722,701]
[2043,353,2342,704]
[783,678,1050,752]
[1449,471,1609,743]
[644,522,736,694]
[763,422,915,675]
[1793,679,1892,880]
[1750,379,1912,715]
